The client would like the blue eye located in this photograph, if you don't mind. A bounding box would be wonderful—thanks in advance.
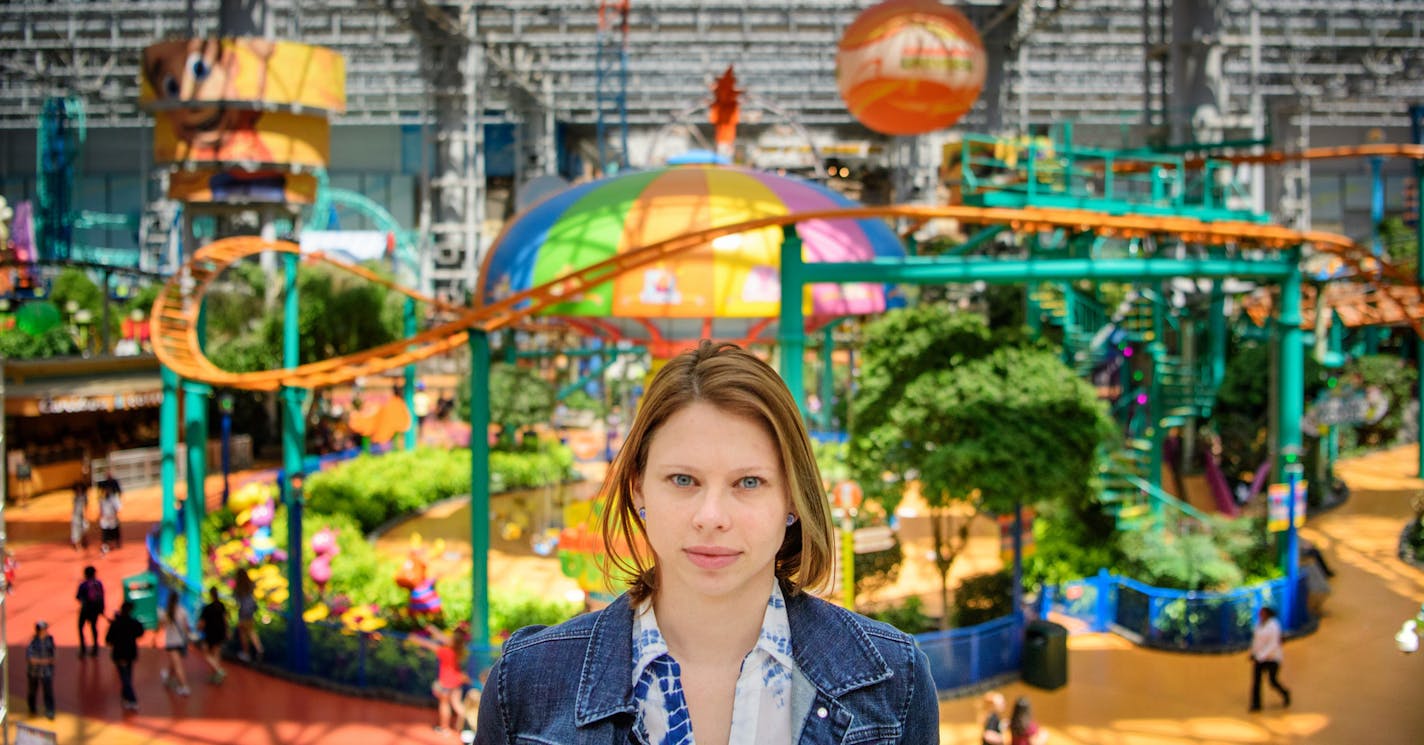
[737,476,763,489]
[163,76,179,97]
[671,474,694,487]
[185,53,210,81]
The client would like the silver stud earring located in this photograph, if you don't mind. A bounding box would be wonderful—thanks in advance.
[638,507,646,520]
[786,513,797,527]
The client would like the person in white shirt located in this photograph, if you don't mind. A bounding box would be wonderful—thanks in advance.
[1248,606,1291,711]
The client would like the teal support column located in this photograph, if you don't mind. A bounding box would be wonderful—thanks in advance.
[404,296,418,450]
[280,252,310,675]
[1059,282,1076,368]
[182,380,211,596]
[1209,282,1226,389]
[159,366,180,556]
[469,330,492,648]
[1276,250,1305,483]
[1147,289,1166,512]
[1412,104,1424,477]
[779,224,807,413]
[820,323,836,433]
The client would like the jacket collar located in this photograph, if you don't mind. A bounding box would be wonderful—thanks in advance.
[784,589,893,697]
[575,593,639,727]
[573,588,893,727]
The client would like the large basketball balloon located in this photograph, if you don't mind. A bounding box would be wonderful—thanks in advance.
[836,0,987,136]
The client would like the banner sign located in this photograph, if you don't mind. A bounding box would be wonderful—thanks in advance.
[1302,386,1389,433]
[140,39,345,113]
[996,508,1036,564]
[152,111,330,169]
[1267,481,1307,532]
[168,169,319,204]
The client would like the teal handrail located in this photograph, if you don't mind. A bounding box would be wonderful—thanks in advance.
[1120,472,1212,525]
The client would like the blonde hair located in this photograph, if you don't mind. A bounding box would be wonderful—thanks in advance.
[599,341,834,603]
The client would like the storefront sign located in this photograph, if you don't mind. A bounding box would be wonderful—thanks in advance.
[36,390,163,414]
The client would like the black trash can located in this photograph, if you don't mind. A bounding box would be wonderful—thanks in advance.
[1022,619,1068,690]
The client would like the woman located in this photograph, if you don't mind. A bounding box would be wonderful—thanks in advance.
[1248,606,1291,711]
[69,481,90,552]
[155,591,193,696]
[232,570,264,662]
[1008,696,1049,745]
[475,341,938,744]
[410,623,472,736]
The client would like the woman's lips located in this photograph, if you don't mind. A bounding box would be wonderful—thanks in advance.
[685,546,740,570]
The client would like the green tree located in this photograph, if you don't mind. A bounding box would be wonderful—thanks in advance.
[850,304,1115,627]
[50,267,104,316]
[458,363,556,450]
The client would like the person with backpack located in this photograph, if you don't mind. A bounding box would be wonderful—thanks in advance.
[105,601,146,712]
[75,565,105,658]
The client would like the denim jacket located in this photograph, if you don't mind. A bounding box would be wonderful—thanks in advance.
[474,588,939,744]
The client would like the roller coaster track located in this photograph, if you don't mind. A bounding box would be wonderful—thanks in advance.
[152,204,1400,392]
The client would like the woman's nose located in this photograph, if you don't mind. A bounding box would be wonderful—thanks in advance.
[692,489,732,530]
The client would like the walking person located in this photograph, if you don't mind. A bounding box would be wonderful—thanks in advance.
[1007,696,1049,745]
[26,620,55,719]
[197,587,230,684]
[156,591,194,696]
[1248,606,1292,711]
[105,601,146,712]
[474,341,938,744]
[981,691,1009,744]
[69,481,90,552]
[96,472,123,554]
[232,570,264,662]
[75,565,105,658]
[12,450,33,508]
[409,623,472,736]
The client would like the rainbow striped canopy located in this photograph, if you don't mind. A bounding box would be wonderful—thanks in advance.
[480,165,903,330]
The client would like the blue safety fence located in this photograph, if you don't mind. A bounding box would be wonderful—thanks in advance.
[1041,569,1313,652]
[913,613,1024,695]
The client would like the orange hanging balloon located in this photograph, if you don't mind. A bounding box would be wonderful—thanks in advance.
[836,0,987,136]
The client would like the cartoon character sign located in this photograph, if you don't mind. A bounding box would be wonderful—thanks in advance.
[394,534,445,620]
[139,38,344,169]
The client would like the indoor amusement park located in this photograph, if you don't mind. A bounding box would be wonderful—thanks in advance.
[1,1,1423,744]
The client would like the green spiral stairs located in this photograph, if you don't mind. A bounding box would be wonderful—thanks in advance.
[1035,285,1221,532]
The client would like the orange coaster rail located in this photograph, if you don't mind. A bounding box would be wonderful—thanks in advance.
[155,205,1393,392]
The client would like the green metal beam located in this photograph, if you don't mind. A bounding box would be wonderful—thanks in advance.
[404,297,417,451]
[182,380,210,597]
[280,252,310,675]
[939,224,1007,257]
[159,366,179,556]
[1277,251,1305,481]
[798,256,1297,285]
[779,225,807,413]
[469,331,492,649]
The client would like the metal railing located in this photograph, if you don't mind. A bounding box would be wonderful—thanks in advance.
[914,614,1024,696]
[1041,569,1314,652]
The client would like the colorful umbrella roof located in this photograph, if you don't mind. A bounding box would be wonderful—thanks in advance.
[479,165,903,323]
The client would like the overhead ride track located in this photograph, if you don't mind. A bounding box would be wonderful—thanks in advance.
[151,203,1395,392]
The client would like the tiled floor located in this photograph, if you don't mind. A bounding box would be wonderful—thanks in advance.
[5,446,1422,744]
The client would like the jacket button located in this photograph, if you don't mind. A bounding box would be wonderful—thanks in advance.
[817,707,829,719]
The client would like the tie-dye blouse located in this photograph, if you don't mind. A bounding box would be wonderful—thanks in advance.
[631,583,797,745]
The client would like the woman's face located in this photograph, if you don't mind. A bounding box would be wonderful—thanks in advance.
[635,401,791,606]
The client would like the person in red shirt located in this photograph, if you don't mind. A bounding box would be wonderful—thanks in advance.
[410,623,471,736]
